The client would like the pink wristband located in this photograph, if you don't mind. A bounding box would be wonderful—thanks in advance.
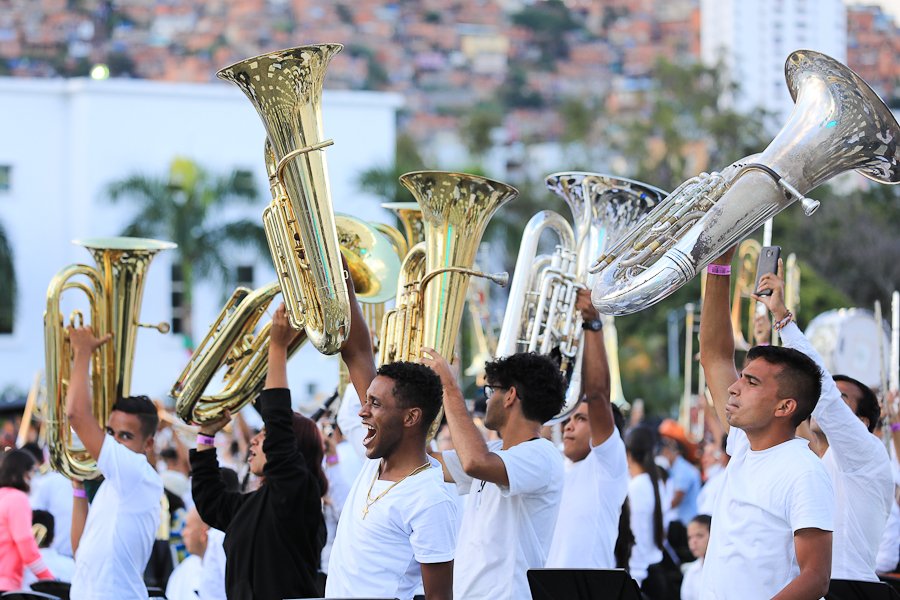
[891,422,900,433]
[707,264,731,276]
[197,433,216,446]
[73,488,87,499]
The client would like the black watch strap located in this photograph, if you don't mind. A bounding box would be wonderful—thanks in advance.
[582,319,603,331]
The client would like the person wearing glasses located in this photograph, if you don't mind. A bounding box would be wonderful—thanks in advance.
[422,345,566,600]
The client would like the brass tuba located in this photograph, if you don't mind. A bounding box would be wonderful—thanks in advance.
[591,50,900,315]
[44,237,175,479]
[173,216,400,424]
[497,173,664,422]
[379,172,516,436]
[218,44,350,354]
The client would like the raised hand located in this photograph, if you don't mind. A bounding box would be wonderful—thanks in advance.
[575,288,600,321]
[751,258,789,321]
[67,326,113,357]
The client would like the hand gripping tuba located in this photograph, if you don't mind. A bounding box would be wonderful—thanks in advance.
[379,172,516,437]
[497,173,665,423]
[218,44,350,354]
[172,216,401,425]
[590,50,900,315]
[44,237,175,479]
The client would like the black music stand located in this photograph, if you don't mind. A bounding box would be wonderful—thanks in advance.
[527,568,641,600]
[826,579,900,599]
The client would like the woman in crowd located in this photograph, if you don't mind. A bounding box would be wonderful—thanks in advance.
[0,449,54,591]
[625,427,666,594]
[681,514,711,600]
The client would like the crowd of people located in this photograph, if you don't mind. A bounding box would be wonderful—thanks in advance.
[1,248,900,600]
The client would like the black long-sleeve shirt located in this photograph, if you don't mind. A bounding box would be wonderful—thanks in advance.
[190,388,325,600]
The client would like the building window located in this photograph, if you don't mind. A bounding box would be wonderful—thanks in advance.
[0,165,11,192]
[171,264,185,335]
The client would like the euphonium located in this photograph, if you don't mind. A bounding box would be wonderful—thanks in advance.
[379,172,516,436]
[497,173,664,422]
[591,50,900,315]
[173,215,400,424]
[44,237,175,479]
[218,44,350,354]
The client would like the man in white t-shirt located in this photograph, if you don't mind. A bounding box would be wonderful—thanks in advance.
[326,361,458,600]
[698,249,835,599]
[546,288,629,569]
[756,264,894,583]
[166,507,226,600]
[65,326,164,600]
[423,346,566,600]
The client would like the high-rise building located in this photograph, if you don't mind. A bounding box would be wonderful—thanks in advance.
[700,0,846,124]
[847,4,900,101]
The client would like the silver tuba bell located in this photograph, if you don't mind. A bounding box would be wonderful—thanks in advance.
[590,50,900,315]
[496,172,664,422]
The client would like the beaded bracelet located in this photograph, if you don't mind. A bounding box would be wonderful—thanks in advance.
[773,310,794,332]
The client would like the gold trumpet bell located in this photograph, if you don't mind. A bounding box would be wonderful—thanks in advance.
[335,214,402,305]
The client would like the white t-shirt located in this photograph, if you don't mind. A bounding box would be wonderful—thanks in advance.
[443,438,563,600]
[325,456,458,600]
[164,554,202,600]
[627,472,664,584]
[696,467,725,517]
[700,427,834,599]
[782,321,894,581]
[546,428,629,568]
[680,557,703,600]
[70,435,163,600]
[30,470,75,557]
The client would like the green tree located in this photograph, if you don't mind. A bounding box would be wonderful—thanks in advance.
[0,220,15,333]
[356,133,426,205]
[106,157,268,346]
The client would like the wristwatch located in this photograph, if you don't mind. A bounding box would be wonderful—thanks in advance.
[582,319,603,331]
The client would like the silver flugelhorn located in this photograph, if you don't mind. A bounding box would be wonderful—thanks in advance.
[496,172,664,422]
[590,50,900,315]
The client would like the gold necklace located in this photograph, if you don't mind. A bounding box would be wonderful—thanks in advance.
[362,460,431,519]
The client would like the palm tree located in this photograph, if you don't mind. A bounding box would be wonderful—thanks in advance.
[0,220,15,333]
[107,157,268,347]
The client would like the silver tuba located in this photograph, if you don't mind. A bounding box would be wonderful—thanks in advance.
[590,50,900,315]
[496,173,664,422]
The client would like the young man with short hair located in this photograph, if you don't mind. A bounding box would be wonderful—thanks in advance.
[756,263,893,583]
[325,360,458,600]
[699,249,834,599]
[545,288,630,569]
[66,326,164,600]
[422,346,566,600]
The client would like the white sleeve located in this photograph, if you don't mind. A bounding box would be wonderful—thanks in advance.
[781,321,877,473]
[409,498,458,564]
[589,428,628,481]
[336,386,367,462]
[440,449,474,495]
[198,528,228,600]
[495,440,558,497]
[786,462,834,534]
[97,434,153,494]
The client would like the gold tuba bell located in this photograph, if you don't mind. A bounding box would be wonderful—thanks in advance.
[218,44,350,354]
[44,237,175,479]
[591,50,900,315]
[378,172,516,437]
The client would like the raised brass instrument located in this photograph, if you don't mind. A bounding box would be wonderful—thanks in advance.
[729,239,762,351]
[497,172,664,422]
[44,237,174,479]
[381,202,426,253]
[591,50,900,315]
[173,215,400,424]
[379,172,516,436]
[218,44,350,354]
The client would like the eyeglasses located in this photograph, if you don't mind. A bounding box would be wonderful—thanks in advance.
[482,384,508,398]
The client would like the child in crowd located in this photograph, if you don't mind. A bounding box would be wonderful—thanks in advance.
[681,514,711,600]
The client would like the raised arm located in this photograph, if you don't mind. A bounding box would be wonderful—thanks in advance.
[340,259,377,404]
[575,288,614,445]
[421,348,510,487]
[65,326,113,460]
[699,248,739,434]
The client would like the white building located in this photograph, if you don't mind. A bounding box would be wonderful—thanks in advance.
[0,77,402,414]
[700,0,847,125]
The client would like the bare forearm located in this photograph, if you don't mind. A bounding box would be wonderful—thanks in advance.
[65,352,93,426]
[264,344,288,390]
[71,496,88,554]
[771,570,830,600]
[581,329,614,442]
[442,384,491,473]
[699,273,737,430]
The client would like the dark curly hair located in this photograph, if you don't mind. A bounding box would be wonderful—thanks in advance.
[746,345,823,427]
[484,352,566,423]
[833,375,880,433]
[111,395,159,439]
[376,362,443,433]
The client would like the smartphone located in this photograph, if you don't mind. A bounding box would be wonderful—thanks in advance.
[754,245,781,296]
